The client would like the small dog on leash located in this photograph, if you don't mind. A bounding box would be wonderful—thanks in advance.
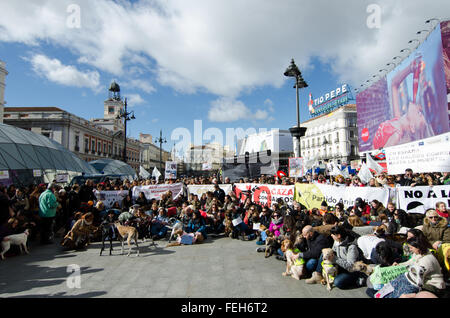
[321,248,338,291]
[115,221,140,256]
[1,229,30,260]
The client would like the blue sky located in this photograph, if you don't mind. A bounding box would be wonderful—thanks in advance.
[1,0,448,155]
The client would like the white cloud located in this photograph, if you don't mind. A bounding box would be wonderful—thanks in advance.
[127,93,145,106]
[208,97,270,122]
[29,54,100,91]
[124,79,156,94]
[1,0,450,96]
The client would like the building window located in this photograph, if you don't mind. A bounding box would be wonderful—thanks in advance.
[84,139,89,152]
[108,106,115,114]
[350,130,354,138]
[75,135,80,151]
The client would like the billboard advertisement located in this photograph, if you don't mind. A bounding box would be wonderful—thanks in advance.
[357,24,449,152]
[441,20,450,94]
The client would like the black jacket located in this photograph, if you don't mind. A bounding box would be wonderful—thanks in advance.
[79,185,95,203]
[296,231,333,260]
[213,189,225,203]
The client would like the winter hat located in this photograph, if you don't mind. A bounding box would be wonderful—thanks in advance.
[355,197,364,207]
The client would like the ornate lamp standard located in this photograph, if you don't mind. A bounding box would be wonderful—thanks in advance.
[284,58,308,158]
[156,129,167,173]
[115,97,135,163]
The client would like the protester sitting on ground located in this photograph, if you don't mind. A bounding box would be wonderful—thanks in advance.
[369,200,385,219]
[367,235,446,298]
[268,211,284,238]
[352,197,371,221]
[185,210,207,242]
[135,192,148,208]
[435,202,449,220]
[222,195,234,212]
[295,225,333,277]
[206,203,224,235]
[318,201,329,216]
[422,209,450,251]
[121,194,133,212]
[306,225,365,289]
[309,208,323,227]
[149,207,169,240]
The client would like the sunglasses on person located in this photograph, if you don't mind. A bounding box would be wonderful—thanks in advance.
[273,214,279,218]
[428,216,440,220]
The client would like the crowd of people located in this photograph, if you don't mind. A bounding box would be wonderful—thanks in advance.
[0,167,449,298]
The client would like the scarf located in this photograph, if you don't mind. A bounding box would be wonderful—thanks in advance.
[272,216,283,225]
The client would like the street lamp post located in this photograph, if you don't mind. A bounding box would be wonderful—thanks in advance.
[115,97,136,163]
[156,129,167,174]
[284,58,308,158]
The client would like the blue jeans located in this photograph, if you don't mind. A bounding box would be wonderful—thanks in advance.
[315,254,360,289]
[305,258,318,273]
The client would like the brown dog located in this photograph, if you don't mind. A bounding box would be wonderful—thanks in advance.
[352,261,375,276]
[115,221,140,256]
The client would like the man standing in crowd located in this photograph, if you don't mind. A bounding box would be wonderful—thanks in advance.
[213,184,225,203]
[39,183,59,244]
[398,168,417,187]
[79,179,95,203]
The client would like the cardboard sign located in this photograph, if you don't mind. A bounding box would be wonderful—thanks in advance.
[232,217,242,227]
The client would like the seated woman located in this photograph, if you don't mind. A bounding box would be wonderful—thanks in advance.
[135,192,148,209]
[366,235,446,298]
[62,212,97,249]
[369,200,385,220]
[421,209,450,251]
[268,212,284,238]
[150,207,170,240]
[185,210,207,242]
[206,203,224,235]
[309,208,323,227]
[435,201,449,220]
[121,195,133,212]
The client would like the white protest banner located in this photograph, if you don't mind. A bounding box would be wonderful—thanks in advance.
[187,184,233,197]
[253,223,261,230]
[33,170,42,177]
[397,186,450,214]
[202,163,212,171]
[358,163,373,184]
[289,157,304,178]
[294,183,390,209]
[0,170,9,180]
[55,173,69,183]
[132,183,184,201]
[234,183,295,207]
[385,132,450,175]
[165,161,177,179]
[94,190,129,209]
